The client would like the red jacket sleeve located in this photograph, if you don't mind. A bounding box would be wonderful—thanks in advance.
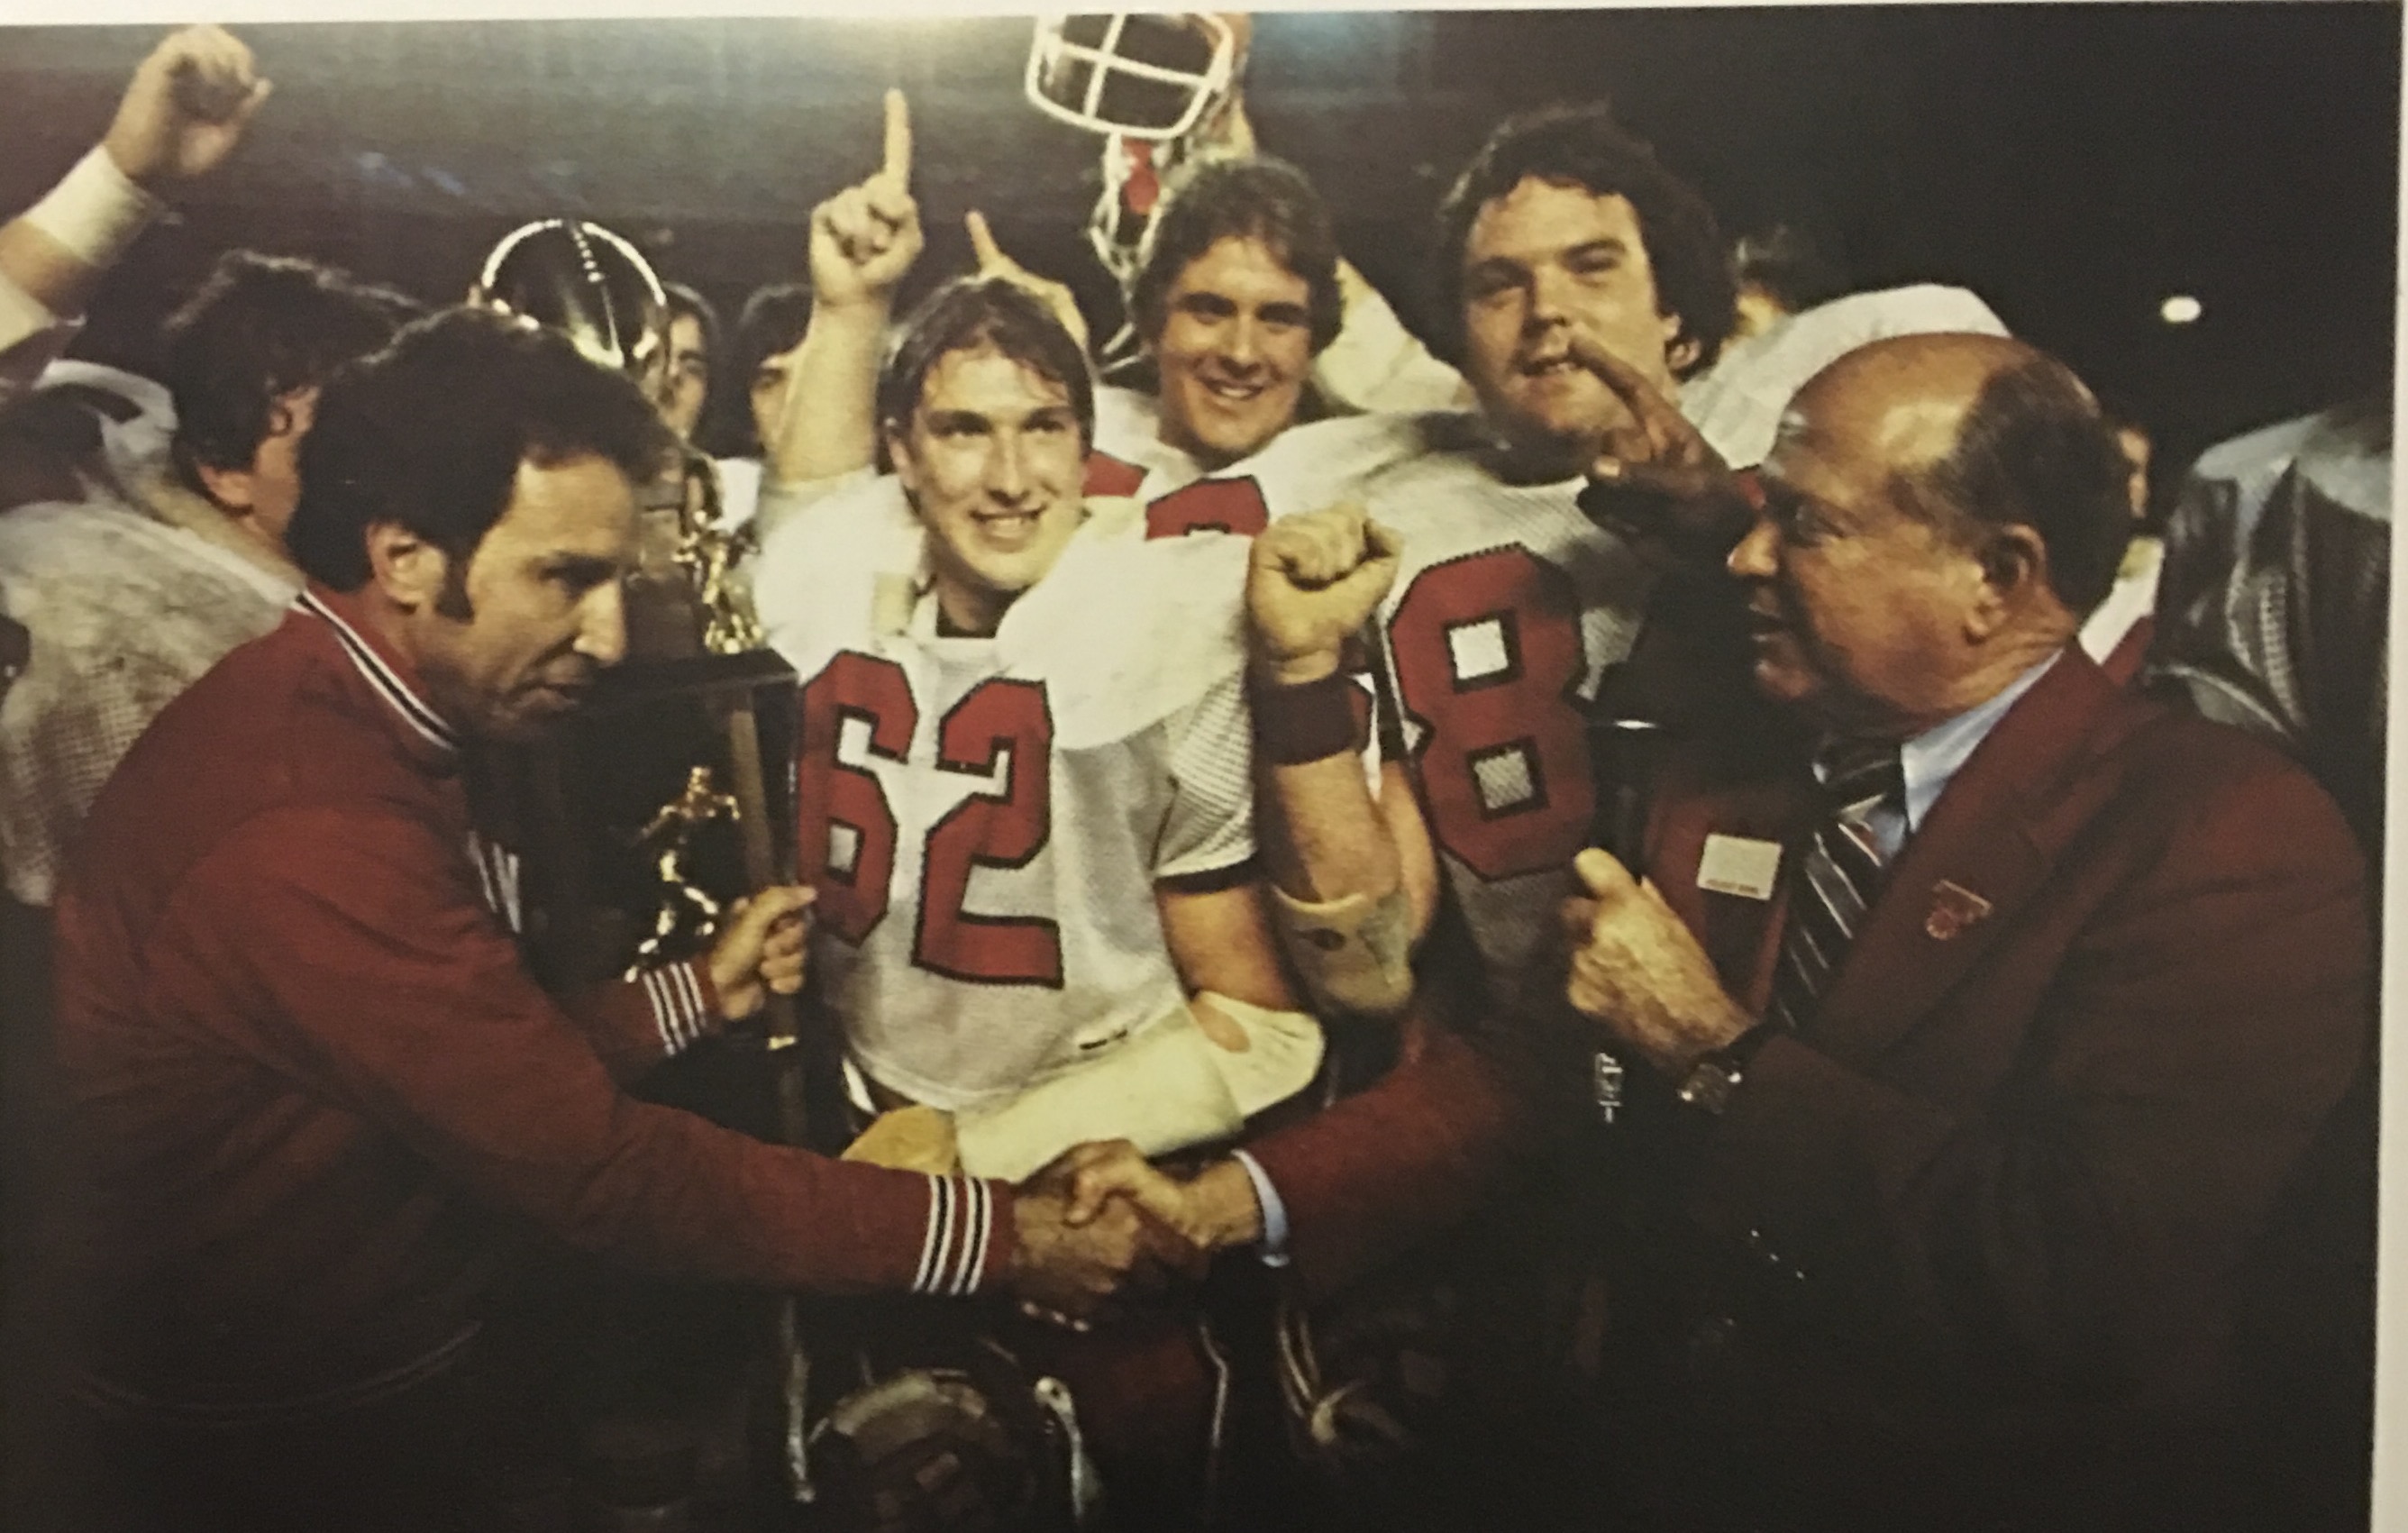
[560,962,721,1087]
[182,804,1011,1299]
[1243,1023,1540,1300]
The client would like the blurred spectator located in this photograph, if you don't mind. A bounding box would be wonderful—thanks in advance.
[1728,223,1848,342]
[0,250,413,910]
[659,278,720,445]
[713,281,811,530]
[2149,394,2390,860]
[0,27,269,405]
[2075,407,2165,683]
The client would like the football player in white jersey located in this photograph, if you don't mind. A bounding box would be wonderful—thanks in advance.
[752,273,1320,1183]
[756,86,1456,534]
[1204,102,1748,1020]
[752,271,1341,1526]
[1197,104,2008,1017]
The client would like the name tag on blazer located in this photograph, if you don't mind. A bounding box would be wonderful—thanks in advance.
[1697,834,1783,901]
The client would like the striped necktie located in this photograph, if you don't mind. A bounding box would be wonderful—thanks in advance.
[1765,738,1905,1032]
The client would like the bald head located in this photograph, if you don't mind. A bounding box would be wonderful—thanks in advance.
[1735,333,2133,736]
[1781,333,2130,616]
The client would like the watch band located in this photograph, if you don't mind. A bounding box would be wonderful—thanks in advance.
[1674,1021,1783,1116]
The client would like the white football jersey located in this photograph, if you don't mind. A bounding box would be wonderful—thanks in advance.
[752,479,1258,1111]
[1177,411,1643,1000]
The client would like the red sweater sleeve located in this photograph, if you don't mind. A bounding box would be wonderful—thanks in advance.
[560,963,721,1087]
[180,805,1011,1299]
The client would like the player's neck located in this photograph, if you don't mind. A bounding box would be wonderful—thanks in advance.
[934,584,1014,638]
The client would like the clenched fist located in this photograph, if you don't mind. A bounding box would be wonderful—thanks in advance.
[103,25,272,190]
[705,884,816,1023]
[1245,502,1402,686]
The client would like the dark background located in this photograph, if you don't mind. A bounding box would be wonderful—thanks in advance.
[1,5,2397,488]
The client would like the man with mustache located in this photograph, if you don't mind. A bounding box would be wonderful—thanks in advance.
[47,308,1176,1532]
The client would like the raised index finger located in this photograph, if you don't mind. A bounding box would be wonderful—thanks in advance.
[1564,330,1696,457]
[881,87,912,186]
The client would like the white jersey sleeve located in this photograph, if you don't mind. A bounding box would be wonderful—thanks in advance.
[1310,274,1472,415]
[1683,283,2011,469]
[1157,668,1255,881]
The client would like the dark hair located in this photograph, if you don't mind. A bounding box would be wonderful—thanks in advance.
[661,280,721,363]
[1128,156,1345,355]
[728,282,814,457]
[1732,224,1847,315]
[1894,356,2134,615]
[287,306,676,592]
[163,251,420,492]
[874,277,1095,470]
[1432,103,1733,379]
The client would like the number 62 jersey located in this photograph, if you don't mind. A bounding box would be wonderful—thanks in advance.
[749,482,1259,1113]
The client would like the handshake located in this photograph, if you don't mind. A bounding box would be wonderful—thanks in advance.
[1007,1141,1266,1331]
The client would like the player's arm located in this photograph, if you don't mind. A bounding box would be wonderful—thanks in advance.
[1157,873,1300,1020]
[0,26,267,392]
[1245,505,1434,1019]
[766,90,920,488]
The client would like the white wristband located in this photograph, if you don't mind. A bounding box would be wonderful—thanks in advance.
[22,147,165,270]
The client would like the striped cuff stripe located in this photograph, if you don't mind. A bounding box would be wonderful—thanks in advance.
[911,1177,994,1297]
[641,969,679,1054]
[637,963,710,1055]
[671,963,707,1036]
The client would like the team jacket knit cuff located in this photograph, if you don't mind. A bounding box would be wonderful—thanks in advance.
[637,960,718,1056]
[910,1174,1010,1296]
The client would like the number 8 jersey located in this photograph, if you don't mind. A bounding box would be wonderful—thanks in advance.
[751,480,1259,1112]
[1170,411,1657,1007]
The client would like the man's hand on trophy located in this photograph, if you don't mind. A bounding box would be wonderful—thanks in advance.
[104,25,272,192]
[965,210,1090,355]
[1245,502,1401,686]
[809,88,922,310]
[706,884,816,1022]
[1566,330,1754,561]
[1008,1150,1208,1330]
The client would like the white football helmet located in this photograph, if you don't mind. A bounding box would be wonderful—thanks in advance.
[1026,14,1251,314]
[1024,14,1239,143]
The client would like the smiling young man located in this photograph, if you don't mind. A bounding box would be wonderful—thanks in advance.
[750,274,1329,1526]
[756,91,1427,534]
[47,307,1167,1533]
[752,275,1311,1170]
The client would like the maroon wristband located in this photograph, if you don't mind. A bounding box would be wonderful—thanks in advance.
[1251,669,1364,766]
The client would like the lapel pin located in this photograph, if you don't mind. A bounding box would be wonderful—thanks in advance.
[1925,880,1993,941]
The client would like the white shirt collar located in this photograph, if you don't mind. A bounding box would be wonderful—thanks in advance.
[1897,650,2063,833]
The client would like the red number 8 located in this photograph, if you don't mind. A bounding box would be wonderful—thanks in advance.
[1387,547,1595,882]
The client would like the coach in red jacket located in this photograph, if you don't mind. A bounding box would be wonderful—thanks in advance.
[1088,333,2373,1529]
[47,308,1174,1532]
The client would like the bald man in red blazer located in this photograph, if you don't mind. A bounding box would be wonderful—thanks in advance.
[1087,334,2373,1530]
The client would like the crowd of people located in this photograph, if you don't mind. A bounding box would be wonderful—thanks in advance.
[0,20,2387,1533]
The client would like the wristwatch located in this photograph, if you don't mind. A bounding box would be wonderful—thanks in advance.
[1674,1022,1783,1116]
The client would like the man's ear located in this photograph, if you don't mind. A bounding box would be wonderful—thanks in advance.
[363,523,450,615]
[1965,525,2053,639]
[1660,310,1700,378]
[883,421,919,498]
[193,460,257,514]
